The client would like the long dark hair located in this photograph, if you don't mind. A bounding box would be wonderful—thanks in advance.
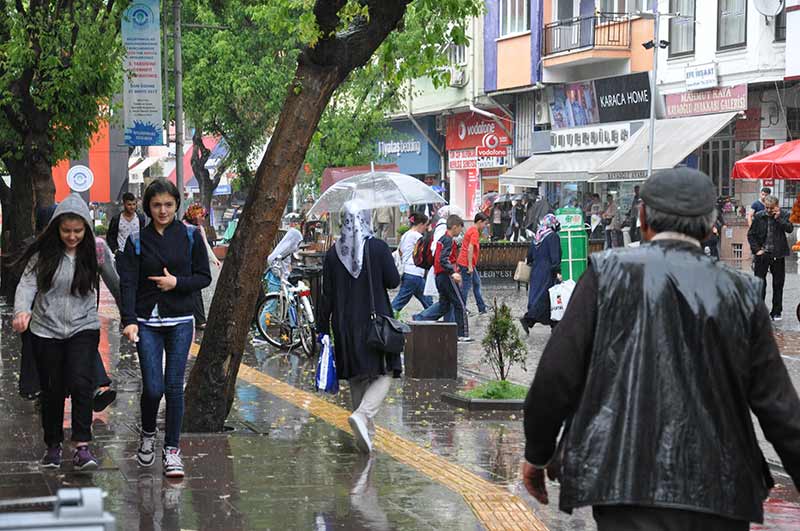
[15,213,98,296]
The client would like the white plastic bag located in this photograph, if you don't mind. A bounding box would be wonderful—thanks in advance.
[549,279,576,322]
[392,249,403,275]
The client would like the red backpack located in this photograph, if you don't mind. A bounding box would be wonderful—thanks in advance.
[412,231,435,270]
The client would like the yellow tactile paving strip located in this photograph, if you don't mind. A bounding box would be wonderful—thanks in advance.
[189,344,547,531]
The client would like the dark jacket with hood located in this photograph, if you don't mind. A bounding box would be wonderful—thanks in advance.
[524,240,800,523]
[106,210,147,253]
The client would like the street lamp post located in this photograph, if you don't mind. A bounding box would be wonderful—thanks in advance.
[646,13,660,179]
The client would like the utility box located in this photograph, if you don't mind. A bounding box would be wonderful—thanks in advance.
[555,207,588,281]
[404,322,458,379]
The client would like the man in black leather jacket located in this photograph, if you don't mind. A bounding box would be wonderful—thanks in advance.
[522,168,800,531]
[747,195,793,321]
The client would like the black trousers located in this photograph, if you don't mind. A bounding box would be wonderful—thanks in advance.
[593,505,749,531]
[32,329,100,446]
[754,255,786,314]
[19,330,110,398]
[192,290,206,325]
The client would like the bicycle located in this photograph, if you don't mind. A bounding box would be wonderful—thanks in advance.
[255,267,316,357]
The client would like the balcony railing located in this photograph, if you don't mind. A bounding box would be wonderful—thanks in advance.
[543,12,631,57]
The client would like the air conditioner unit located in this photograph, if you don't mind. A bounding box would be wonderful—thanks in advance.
[534,95,551,126]
[449,67,468,88]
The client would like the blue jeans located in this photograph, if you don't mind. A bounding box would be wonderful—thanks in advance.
[391,274,432,312]
[459,266,487,313]
[137,321,194,448]
[413,301,455,322]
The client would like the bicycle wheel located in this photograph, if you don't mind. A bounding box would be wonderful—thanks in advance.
[256,293,301,350]
[296,303,316,358]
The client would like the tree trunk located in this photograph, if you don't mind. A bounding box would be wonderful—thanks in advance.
[191,132,222,240]
[183,60,344,431]
[183,0,412,432]
[1,159,37,295]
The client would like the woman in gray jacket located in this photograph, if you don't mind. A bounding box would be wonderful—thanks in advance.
[13,193,119,471]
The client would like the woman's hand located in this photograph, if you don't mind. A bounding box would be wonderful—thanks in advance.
[556,273,563,282]
[12,312,31,333]
[148,267,177,291]
[213,259,222,269]
[123,324,139,343]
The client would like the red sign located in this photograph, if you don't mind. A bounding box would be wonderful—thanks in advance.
[763,139,777,150]
[448,149,477,170]
[446,110,513,150]
[763,178,775,187]
[664,84,747,118]
[476,146,507,157]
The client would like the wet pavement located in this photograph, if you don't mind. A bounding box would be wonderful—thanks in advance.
[0,260,799,530]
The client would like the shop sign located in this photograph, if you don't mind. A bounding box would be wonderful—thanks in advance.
[476,146,510,169]
[763,139,777,150]
[685,63,718,91]
[664,85,747,118]
[550,72,651,130]
[446,110,513,151]
[448,149,477,170]
[377,139,421,157]
[550,123,631,152]
[763,178,775,187]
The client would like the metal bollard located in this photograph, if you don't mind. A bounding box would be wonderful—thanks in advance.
[0,488,115,530]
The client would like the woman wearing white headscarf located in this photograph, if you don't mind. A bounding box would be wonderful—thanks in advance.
[317,200,401,453]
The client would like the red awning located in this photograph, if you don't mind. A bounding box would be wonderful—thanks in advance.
[732,140,800,180]
[320,163,400,192]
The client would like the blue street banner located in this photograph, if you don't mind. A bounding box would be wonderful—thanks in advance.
[122,0,164,145]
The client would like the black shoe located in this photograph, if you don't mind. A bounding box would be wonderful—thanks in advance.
[772,313,783,322]
[92,389,117,412]
[519,318,530,336]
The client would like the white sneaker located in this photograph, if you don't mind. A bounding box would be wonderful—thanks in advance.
[163,447,185,478]
[458,336,474,343]
[348,413,373,454]
[136,431,157,467]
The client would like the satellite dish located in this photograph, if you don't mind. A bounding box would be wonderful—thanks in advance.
[754,0,784,17]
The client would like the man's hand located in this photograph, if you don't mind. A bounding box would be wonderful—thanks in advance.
[756,250,766,256]
[452,272,462,284]
[522,462,548,504]
[123,324,139,343]
[556,273,563,282]
[468,266,474,274]
[148,267,177,291]
[12,312,31,333]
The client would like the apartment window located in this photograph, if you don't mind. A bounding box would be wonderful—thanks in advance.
[599,0,625,12]
[629,0,650,13]
[448,42,466,66]
[718,0,746,50]
[776,7,786,42]
[668,0,695,57]
[499,0,530,37]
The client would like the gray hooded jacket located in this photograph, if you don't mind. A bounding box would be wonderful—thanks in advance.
[14,193,120,339]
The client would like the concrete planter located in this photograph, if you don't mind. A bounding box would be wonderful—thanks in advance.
[441,391,524,411]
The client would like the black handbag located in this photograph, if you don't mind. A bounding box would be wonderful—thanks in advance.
[364,241,410,354]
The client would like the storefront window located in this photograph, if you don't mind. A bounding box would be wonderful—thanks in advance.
[717,0,746,50]
[775,7,786,42]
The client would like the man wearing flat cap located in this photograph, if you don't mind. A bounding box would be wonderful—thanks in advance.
[521,167,800,530]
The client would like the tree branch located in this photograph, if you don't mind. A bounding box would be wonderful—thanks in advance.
[313,0,347,36]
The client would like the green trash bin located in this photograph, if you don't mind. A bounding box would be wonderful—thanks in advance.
[555,207,588,281]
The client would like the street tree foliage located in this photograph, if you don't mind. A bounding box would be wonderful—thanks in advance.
[183,0,482,431]
[0,0,126,252]
[181,0,474,201]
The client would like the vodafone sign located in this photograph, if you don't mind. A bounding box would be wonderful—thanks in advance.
[446,110,513,151]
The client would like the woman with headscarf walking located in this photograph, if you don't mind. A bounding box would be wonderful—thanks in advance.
[520,214,562,335]
[317,201,401,454]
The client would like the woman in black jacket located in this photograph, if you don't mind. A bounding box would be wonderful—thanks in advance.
[118,179,211,479]
[317,201,401,454]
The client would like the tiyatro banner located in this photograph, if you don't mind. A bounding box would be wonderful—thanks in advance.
[122,0,164,146]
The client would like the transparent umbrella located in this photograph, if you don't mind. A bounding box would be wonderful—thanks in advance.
[307,171,447,216]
